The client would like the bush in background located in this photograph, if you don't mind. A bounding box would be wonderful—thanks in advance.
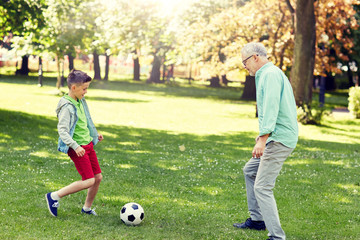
[348,86,360,119]
[297,104,330,125]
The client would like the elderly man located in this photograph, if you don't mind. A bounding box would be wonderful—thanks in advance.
[233,42,298,240]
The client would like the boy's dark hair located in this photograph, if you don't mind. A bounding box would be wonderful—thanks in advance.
[67,69,92,88]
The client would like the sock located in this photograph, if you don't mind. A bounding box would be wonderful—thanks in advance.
[83,206,91,211]
[51,192,60,201]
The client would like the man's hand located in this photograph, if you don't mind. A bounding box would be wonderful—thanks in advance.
[252,134,269,158]
[75,146,85,157]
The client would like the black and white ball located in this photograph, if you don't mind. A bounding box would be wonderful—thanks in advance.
[120,202,145,226]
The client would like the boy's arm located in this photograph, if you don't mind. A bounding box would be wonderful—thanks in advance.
[57,107,80,151]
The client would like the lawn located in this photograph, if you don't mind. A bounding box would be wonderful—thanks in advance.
[0,74,359,240]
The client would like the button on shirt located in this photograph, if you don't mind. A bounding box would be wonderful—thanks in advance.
[255,62,298,149]
[64,95,93,146]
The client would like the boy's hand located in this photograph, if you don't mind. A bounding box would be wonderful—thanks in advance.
[75,146,85,157]
[98,134,104,142]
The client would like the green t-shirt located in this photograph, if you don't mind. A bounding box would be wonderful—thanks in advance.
[64,95,93,146]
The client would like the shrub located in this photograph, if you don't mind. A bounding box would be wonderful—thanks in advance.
[297,104,329,125]
[348,86,360,119]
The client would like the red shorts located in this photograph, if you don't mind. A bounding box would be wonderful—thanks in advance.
[68,142,101,180]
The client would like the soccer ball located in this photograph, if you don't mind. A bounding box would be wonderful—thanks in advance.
[120,202,145,226]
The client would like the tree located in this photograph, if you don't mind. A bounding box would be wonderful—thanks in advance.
[288,0,316,124]
[78,0,107,81]
[314,0,359,90]
[40,0,88,88]
[0,0,46,76]
[314,0,359,76]
[178,0,247,87]
[286,0,359,123]
[179,0,294,89]
[100,0,161,81]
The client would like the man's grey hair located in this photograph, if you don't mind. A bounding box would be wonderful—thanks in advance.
[241,42,268,58]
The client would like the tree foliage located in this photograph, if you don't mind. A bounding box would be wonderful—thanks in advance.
[0,0,46,37]
[314,0,359,76]
[2,0,360,101]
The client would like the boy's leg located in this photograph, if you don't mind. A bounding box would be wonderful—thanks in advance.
[254,141,294,240]
[83,142,102,209]
[56,178,95,198]
[84,173,103,208]
[46,178,94,217]
[57,145,97,198]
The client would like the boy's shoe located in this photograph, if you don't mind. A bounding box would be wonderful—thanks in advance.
[45,192,59,217]
[233,218,266,230]
[81,208,98,216]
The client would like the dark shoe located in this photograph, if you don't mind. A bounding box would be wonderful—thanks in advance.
[45,192,59,217]
[233,218,266,230]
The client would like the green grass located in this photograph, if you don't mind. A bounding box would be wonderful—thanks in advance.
[0,74,359,240]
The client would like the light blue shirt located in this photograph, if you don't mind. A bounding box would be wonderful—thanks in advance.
[255,62,298,148]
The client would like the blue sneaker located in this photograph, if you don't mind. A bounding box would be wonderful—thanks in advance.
[45,192,59,217]
[81,208,98,216]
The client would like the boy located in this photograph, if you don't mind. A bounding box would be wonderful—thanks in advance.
[45,69,104,217]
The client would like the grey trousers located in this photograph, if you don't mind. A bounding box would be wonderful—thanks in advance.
[243,141,294,240]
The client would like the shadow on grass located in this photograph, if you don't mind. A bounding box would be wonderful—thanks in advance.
[0,74,245,102]
[85,96,149,103]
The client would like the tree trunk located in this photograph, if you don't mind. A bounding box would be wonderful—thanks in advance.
[221,74,229,86]
[290,0,316,122]
[241,75,256,100]
[93,50,101,80]
[38,57,43,87]
[61,59,65,87]
[68,53,74,71]
[133,49,140,81]
[56,56,61,89]
[188,63,192,84]
[209,76,221,87]
[162,61,166,82]
[148,54,162,83]
[16,55,29,75]
[104,51,110,81]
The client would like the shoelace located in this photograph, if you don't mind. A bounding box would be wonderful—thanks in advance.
[52,202,59,208]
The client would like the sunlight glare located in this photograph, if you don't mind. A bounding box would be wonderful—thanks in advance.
[155,0,193,16]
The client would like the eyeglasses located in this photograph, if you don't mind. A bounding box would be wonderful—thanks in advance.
[242,54,257,66]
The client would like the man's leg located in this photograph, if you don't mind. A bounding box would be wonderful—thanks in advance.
[243,157,263,221]
[254,142,294,240]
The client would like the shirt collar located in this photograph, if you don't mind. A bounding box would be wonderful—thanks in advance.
[255,62,274,80]
[64,94,80,105]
